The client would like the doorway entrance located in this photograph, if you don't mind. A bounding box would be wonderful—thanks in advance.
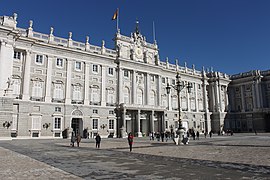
[71,118,83,136]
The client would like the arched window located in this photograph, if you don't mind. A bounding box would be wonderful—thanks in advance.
[150,90,156,106]
[137,88,143,105]
[90,86,100,103]
[172,96,177,110]
[162,95,167,107]
[32,81,43,97]
[12,78,21,96]
[123,87,130,104]
[72,85,82,101]
[107,88,115,105]
[53,83,64,100]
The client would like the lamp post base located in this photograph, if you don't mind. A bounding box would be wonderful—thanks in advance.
[175,128,187,145]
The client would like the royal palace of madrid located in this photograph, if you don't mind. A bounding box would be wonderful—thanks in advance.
[0,13,269,139]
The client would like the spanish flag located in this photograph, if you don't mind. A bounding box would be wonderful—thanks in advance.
[112,9,118,20]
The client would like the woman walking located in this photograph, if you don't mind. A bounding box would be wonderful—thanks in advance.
[127,132,134,152]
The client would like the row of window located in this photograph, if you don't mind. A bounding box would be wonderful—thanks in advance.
[13,51,115,75]
[55,107,114,115]
[30,117,115,131]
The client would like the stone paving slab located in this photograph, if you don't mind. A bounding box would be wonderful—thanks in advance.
[0,133,269,179]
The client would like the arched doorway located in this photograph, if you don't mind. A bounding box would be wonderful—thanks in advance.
[71,109,84,136]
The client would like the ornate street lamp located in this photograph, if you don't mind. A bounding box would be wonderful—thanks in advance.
[166,72,192,145]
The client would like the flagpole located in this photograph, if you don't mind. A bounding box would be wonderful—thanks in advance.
[117,8,119,31]
[153,21,156,43]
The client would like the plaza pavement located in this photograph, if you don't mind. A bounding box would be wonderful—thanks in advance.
[0,133,269,179]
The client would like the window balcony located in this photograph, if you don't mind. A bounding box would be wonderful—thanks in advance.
[30,97,44,101]
[106,102,116,107]
[90,101,101,106]
[71,100,84,104]
[52,98,65,103]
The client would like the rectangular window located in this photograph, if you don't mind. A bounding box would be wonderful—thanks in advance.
[162,77,165,84]
[12,114,18,130]
[93,64,98,73]
[93,119,98,129]
[172,79,176,85]
[32,81,43,98]
[72,86,82,101]
[75,61,82,70]
[93,109,98,114]
[13,51,21,60]
[54,84,64,100]
[54,117,61,129]
[36,55,43,64]
[55,107,61,112]
[108,67,114,75]
[32,116,41,130]
[124,70,129,77]
[151,75,155,82]
[109,110,114,114]
[165,121,168,129]
[109,119,114,129]
[56,58,63,67]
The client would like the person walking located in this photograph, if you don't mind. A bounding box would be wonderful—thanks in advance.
[127,132,134,152]
[76,134,81,147]
[196,131,200,140]
[95,134,101,148]
[71,131,76,147]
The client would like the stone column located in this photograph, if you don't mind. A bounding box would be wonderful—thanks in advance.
[132,70,137,104]
[203,79,211,133]
[255,80,261,108]
[65,59,72,104]
[145,73,150,105]
[0,40,14,97]
[150,110,155,132]
[240,85,245,112]
[101,65,106,106]
[118,68,123,104]
[194,83,199,112]
[214,81,220,112]
[252,83,256,109]
[84,63,90,105]
[225,86,229,111]
[22,50,32,100]
[45,56,53,102]
[168,78,172,111]
[218,83,223,112]
[137,110,142,137]
[157,75,162,106]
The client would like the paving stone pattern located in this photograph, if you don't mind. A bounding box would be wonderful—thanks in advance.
[0,133,269,179]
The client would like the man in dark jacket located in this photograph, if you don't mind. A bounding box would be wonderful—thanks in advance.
[95,134,101,148]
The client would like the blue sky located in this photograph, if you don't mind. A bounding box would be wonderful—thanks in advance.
[1,0,270,75]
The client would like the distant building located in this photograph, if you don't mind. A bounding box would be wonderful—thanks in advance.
[226,70,270,132]
[1,13,267,140]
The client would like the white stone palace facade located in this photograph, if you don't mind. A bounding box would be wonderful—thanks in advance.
[0,13,268,139]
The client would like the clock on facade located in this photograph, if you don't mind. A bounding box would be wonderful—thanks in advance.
[135,48,143,59]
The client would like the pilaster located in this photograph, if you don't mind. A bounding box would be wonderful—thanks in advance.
[132,70,137,104]
[22,50,32,100]
[145,73,150,105]
[84,63,90,105]
[101,65,106,106]
[45,56,53,102]
[65,59,72,104]
[0,40,14,97]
